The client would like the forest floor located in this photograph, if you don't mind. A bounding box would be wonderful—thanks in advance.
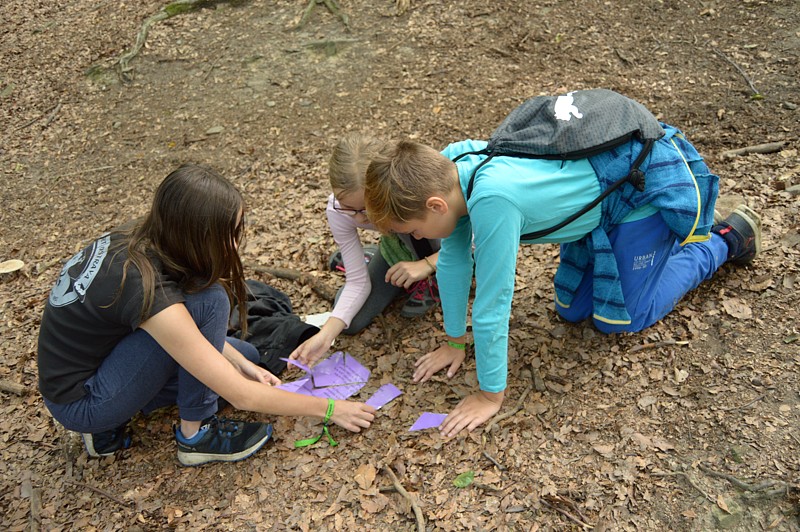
[1,0,798,530]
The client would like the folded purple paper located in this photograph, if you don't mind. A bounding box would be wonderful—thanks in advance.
[365,383,402,409]
[277,352,370,400]
[409,412,447,431]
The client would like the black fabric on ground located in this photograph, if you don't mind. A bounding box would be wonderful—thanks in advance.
[229,280,319,376]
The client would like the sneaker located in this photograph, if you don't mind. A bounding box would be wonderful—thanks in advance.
[400,277,440,318]
[175,415,273,467]
[82,422,132,458]
[328,244,379,272]
[712,204,762,265]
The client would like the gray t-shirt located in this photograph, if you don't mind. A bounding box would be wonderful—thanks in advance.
[37,233,184,404]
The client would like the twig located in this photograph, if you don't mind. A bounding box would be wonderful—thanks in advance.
[0,379,26,395]
[651,471,715,503]
[629,339,688,353]
[485,385,532,432]
[29,487,41,532]
[246,263,337,302]
[710,45,761,96]
[541,498,594,529]
[42,102,62,129]
[719,394,765,412]
[697,464,783,492]
[14,102,61,131]
[383,465,424,532]
[720,141,787,159]
[482,450,506,471]
[63,479,132,508]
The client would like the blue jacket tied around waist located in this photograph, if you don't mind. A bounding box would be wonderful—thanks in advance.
[553,123,720,324]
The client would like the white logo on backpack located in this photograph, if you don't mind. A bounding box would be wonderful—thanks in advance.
[554,92,584,121]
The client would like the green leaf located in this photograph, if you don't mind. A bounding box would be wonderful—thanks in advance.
[453,471,475,488]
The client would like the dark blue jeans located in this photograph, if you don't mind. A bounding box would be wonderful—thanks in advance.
[556,212,728,333]
[44,284,259,433]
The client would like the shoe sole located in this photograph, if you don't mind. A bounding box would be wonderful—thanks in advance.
[177,424,273,467]
[732,204,762,259]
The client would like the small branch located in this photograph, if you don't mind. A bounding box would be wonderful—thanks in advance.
[14,102,61,131]
[710,45,761,96]
[485,385,532,433]
[697,464,785,493]
[63,479,132,508]
[246,263,337,302]
[719,394,765,412]
[720,141,787,159]
[0,379,26,395]
[42,102,62,129]
[541,498,594,529]
[382,465,424,532]
[482,450,506,471]
[652,471,715,503]
[629,339,688,353]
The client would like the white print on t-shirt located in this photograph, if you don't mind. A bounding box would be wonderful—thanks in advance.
[632,250,656,271]
[554,92,584,121]
[49,234,111,307]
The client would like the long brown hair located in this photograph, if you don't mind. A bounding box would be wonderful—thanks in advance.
[121,164,248,336]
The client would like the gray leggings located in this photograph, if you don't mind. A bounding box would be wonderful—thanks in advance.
[339,251,405,334]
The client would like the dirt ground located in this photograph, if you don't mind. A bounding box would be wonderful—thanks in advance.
[1,0,798,530]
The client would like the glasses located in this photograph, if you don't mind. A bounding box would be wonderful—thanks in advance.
[333,201,367,217]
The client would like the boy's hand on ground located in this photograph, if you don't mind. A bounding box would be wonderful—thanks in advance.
[440,390,504,438]
[385,260,431,289]
[330,401,376,432]
[413,343,466,383]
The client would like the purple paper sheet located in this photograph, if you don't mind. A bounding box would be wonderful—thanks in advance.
[409,412,447,431]
[276,352,370,400]
[365,383,402,409]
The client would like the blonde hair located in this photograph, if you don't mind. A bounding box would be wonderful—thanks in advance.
[329,133,386,194]
[364,140,456,233]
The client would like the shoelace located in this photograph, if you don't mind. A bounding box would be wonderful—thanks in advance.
[211,417,239,437]
[407,278,440,302]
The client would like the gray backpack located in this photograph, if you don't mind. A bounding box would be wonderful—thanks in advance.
[453,89,665,239]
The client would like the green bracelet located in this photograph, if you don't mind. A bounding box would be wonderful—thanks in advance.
[447,340,466,350]
[294,398,338,448]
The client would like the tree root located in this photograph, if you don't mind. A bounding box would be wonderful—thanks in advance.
[115,0,230,82]
[698,464,796,497]
[297,0,350,31]
[382,465,424,532]
[246,263,337,302]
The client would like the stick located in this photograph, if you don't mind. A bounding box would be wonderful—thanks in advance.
[482,450,506,471]
[719,394,765,412]
[382,465,424,532]
[0,379,26,395]
[246,263,337,302]
[710,45,761,96]
[29,487,41,532]
[697,464,783,492]
[42,102,62,129]
[14,102,61,131]
[720,141,787,159]
[63,479,132,508]
[629,339,688,353]
[652,471,715,503]
[485,385,532,432]
[541,498,594,529]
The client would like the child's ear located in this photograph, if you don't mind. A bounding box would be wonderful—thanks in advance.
[426,196,448,214]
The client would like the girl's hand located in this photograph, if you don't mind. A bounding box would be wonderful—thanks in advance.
[413,342,466,383]
[329,400,376,432]
[239,360,281,386]
[385,259,433,289]
[440,390,504,438]
[289,320,343,367]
